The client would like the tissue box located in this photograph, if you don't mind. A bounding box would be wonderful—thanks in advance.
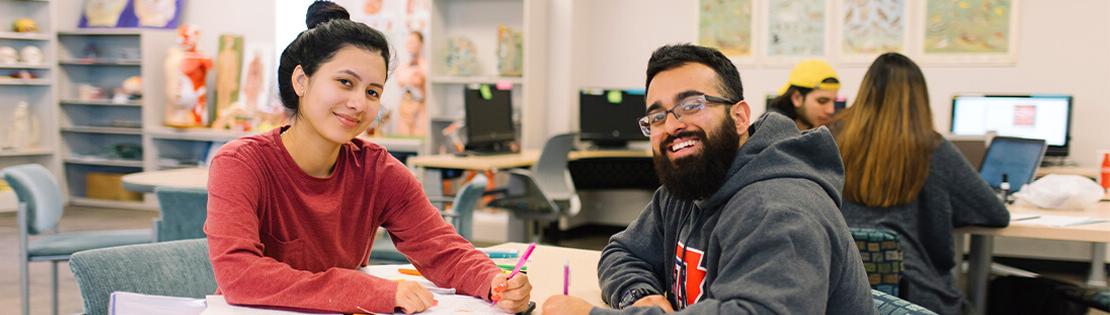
[86,172,142,201]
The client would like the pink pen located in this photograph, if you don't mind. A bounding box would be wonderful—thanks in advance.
[507,242,536,280]
[563,259,569,295]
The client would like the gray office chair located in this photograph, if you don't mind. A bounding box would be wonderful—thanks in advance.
[3,164,153,315]
[69,239,217,315]
[371,174,489,263]
[154,186,209,242]
[488,133,580,243]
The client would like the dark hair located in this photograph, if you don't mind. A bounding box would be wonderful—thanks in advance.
[278,1,392,116]
[645,44,744,103]
[768,77,840,119]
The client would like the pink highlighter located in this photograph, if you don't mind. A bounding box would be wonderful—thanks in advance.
[563,259,569,295]
[507,242,536,280]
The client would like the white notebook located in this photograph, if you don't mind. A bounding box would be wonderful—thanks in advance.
[109,291,206,315]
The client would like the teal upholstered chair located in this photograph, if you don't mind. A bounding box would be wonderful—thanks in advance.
[850,227,904,296]
[69,239,216,315]
[872,289,938,315]
[153,186,208,242]
[3,164,152,315]
[371,174,489,263]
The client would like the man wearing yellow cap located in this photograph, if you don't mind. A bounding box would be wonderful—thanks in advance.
[768,59,840,130]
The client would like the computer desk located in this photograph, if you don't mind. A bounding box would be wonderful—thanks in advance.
[486,242,607,311]
[1035,166,1099,178]
[957,198,1110,315]
[406,149,653,204]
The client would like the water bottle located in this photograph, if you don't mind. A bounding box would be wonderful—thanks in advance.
[998,174,1011,203]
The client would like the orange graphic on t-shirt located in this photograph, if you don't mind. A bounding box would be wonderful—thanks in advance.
[673,242,708,308]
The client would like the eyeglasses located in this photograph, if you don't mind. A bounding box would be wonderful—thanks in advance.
[637,94,736,136]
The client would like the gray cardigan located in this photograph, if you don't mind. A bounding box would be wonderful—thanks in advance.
[841,138,1010,315]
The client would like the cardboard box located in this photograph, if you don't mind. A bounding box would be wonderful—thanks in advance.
[86,172,142,201]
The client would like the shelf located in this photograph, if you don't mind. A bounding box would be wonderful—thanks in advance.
[0,147,52,157]
[60,99,142,107]
[0,64,50,70]
[65,156,143,168]
[57,29,143,36]
[59,59,142,66]
[359,136,424,153]
[429,76,524,85]
[0,78,50,86]
[147,127,251,142]
[70,197,155,211]
[0,32,50,41]
[61,126,143,135]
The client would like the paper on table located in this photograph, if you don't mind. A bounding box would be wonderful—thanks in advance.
[1017,214,1108,227]
[201,296,340,315]
[361,264,511,314]
[109,291,206,315]
[360,264,456,294]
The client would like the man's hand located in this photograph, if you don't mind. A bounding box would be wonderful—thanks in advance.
[632,294,674,312]
[542,295,594,315]
[490,273,532,312]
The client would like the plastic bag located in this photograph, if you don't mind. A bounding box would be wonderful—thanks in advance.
[1013,174,1105,210]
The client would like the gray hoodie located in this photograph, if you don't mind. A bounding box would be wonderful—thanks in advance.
[593,113,875,314]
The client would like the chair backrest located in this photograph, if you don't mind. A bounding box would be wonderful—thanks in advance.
[449,174,488,240]
[2,164,64,235]
[69,239,216,315]
[530,133,577,201]
[154,187,209,242]
[872,289,938,315]
[849,227,904,296]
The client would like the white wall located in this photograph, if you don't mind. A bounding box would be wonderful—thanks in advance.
[548,0,1110,167]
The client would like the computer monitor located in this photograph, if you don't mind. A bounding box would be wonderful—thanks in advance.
[950,94,1072,156]
[464,85,515,153]
[579,88,647,148]
[978,136,1047,193]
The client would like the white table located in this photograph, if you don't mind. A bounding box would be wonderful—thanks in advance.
[121,168,208,193]
[957,200,1110,314]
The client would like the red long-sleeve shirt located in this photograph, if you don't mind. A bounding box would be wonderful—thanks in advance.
[204,127,500,313]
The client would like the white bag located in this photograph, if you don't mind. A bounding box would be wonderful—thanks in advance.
[1013,174,1105,210]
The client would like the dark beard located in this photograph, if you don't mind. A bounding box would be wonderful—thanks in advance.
[653,116,740,201]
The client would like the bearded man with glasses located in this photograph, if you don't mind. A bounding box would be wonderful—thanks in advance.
[543,44,874,315]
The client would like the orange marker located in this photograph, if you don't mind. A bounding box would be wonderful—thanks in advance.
[399,268,421,276]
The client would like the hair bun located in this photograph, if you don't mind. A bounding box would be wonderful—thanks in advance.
[306,1,350,29]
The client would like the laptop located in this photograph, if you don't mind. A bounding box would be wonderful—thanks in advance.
[948,134,990,170]
[978,136,1047,193]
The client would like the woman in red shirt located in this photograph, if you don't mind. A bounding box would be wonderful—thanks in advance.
[204,2,531,313]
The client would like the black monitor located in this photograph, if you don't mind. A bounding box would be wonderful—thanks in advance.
[950,94,1072,157]
[464,84,515,153]
[579,88,647,148]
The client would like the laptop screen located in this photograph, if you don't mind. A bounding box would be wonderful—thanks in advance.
[979,137,1046,193]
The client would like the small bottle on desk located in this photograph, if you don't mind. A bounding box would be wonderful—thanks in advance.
[999,174,1011,204]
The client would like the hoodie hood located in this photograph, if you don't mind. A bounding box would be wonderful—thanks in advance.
[697,112,845,211]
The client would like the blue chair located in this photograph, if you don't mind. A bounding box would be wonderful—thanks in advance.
[69,239,216,315]
[849,227,904,296]
[153,187,208,242]
[872,289,938,314]
[2,164,153,315]
[371,174,489,263]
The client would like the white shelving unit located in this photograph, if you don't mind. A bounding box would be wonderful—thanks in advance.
[0,0,59,213]
[55,29,174,210]
[425,0,547,153]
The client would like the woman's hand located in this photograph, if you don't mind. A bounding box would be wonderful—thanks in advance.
[489,273,532,312]
[394,280,436,314]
